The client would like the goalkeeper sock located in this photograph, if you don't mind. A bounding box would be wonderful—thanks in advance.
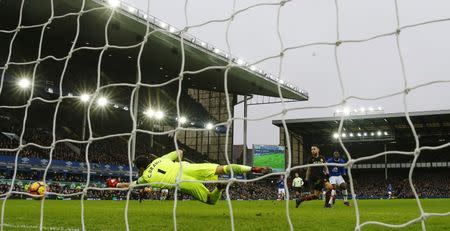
[343,189,348,202]
[223,164,251,174]
[207,187,223,205]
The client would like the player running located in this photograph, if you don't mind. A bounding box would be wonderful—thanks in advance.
[295,144,332,208]
[276,175,285,200]
[327,151,350,207]
[107,150,271,205]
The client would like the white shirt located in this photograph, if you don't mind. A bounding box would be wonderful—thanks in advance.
[292,177,304,187]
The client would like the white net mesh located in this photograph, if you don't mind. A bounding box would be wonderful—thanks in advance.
[0,0,449,230]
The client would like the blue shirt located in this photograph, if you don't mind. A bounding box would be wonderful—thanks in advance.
[277,180,285,189]
[387,184,393,192]
[327,157,347,177]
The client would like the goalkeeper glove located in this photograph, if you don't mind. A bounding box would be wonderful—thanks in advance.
[106,178,120,188]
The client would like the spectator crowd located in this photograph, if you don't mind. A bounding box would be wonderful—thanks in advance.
[0,169,448,201]
[1,125,209,166]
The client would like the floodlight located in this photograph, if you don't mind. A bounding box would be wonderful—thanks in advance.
[370,132,375,136]
[97,97,108,107]
[377,131,382,136]
[332,133,339,139]
[178,116,187,124]
[235,59,245,66]
[107,0,120,8]
[384,131,388,135]
[80,94,90,103]
[17,78,31,89]
[349,133,354,137]
[144,108,155,118]
[342,133,347,138]
[343,107,350,116]
[154,111,164,120]
[159,21,168,29]
[357,133,362,137]
[363,132,368,136]
[127,6,137,13]
[205,123,214,130]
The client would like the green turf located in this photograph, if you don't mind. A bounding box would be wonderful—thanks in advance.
[1,199,449,230]
[253,153,285,170]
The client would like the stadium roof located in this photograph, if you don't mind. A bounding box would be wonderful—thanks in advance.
[272,110,450,144]
[0,0,308,101]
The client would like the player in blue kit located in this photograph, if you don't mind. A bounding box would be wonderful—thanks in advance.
[387,183,393,199]
[277,175,285,200]
[327,151,350,207]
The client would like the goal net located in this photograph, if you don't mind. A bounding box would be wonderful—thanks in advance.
[0,0,449,230]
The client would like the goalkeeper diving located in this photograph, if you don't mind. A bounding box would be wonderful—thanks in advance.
[106,150,272,205]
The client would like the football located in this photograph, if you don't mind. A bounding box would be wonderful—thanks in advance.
[29,181,47,198]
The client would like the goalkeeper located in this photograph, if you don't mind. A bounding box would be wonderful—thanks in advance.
[107,150,271,205]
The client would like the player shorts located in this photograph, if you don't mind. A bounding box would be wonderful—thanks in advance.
[309,177,324,192]
[278,188,285,194]
[329,176,345,185]
[293,187,302,194]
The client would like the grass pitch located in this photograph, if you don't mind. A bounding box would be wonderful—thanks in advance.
[1,199,449,230]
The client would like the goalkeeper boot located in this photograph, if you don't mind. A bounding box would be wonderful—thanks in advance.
[251,166,272,174]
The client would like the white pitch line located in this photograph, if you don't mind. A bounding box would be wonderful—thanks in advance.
[1,223,80,231]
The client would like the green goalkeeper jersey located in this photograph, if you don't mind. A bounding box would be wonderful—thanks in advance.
[136,151,184,188]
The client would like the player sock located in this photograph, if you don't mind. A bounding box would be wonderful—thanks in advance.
[342,189,348,201]
[329,189,336,205]
[223,164,252,174]
[324,191,331,207]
